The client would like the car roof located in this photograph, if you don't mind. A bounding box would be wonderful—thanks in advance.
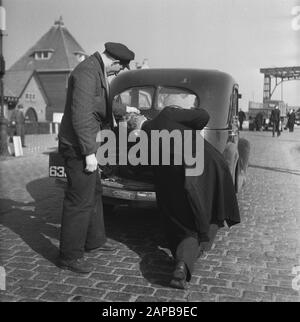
[110,68,238,128]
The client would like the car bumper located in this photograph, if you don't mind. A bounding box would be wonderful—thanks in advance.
[53,177,157,208]
[101,182,157,208]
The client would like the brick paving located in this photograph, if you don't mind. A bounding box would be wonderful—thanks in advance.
[0,129,300,302]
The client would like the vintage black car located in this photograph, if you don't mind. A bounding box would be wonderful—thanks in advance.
[49,68,250,209]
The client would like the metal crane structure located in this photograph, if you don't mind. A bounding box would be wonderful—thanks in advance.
[260,66,300,102]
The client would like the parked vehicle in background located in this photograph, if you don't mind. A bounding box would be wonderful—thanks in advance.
[248,100,288,131]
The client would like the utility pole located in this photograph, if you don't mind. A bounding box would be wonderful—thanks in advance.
[0,0,8,156]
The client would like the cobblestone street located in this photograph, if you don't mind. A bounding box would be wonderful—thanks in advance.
[0,130,300,302]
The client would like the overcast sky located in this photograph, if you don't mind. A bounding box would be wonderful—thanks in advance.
[3,0,300,109]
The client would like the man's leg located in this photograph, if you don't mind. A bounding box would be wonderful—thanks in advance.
[21,125,25,147]
[16,124,25,146]
[16,124,22,140]
[175,235,199,282]
[59,156,98,260]
[276,121,280,136]
[85,173,107,250]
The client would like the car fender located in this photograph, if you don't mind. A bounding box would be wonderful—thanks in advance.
[222,141,239,182]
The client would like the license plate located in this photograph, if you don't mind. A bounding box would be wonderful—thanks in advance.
[49,165,66,178]
[111,190,135,200]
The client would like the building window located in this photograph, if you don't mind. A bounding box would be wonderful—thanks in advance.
[25,92,36,101]
[34,51,53,60]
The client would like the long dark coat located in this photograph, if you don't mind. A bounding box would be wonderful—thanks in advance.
[142,107,240,255]
[287,111,296,130]
[270,108,280,123]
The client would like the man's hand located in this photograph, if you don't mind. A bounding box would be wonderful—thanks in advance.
[85,153,98,172]
[136,115,148,129]
[126,106,140,114]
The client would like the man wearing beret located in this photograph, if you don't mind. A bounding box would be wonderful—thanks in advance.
[58,42,138,273]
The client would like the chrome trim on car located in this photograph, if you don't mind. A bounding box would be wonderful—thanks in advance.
[102,182,156,202]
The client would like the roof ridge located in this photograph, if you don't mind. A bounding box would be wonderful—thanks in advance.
[4,70,34,97]
[63,27,86,53]
[59,25,71,70]
[8,20,85,71]
[32,71,49,105]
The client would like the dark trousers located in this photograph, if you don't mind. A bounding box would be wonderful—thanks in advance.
[175,236,200,281]
[15,124,25,146]
[289,123,295,132]
[155,166,201,282]
[239,120,244,130]
[255,120,262,131]
[272,121,280,136]
[59,143,106,260]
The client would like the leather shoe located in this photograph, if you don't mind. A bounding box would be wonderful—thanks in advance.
[170,260,187,290]
[57,257,94,274]
[85,242,116,253]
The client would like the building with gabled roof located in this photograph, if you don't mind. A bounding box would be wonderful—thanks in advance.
[4,70,48,122]
[4,16,88,122]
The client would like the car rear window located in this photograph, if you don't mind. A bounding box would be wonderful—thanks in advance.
[157,87,199,110]
[113,87,155,111]
[113,86,199,114]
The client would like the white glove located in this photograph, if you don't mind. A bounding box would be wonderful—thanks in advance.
[85,153,98,172]
[126,106,140,114]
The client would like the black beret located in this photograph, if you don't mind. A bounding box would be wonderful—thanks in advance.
[104,42,135,69]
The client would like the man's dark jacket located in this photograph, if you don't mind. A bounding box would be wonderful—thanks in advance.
[288,111,296,123]
[238,110,246,122]
[11,109,25,124]
[59,52,125,156]
[270,108,280,123]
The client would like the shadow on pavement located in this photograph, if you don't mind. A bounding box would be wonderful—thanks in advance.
[103,207,175,287]
[104,208,219,288]
[0,177,62,264]
[0,176,174,285]
[1,176,219,288]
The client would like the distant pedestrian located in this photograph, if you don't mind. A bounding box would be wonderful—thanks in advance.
[287,109,296,132]
[238,109,246,130]
[270,105,281,137]
[255,112,263,131]
[10,104,26,147]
